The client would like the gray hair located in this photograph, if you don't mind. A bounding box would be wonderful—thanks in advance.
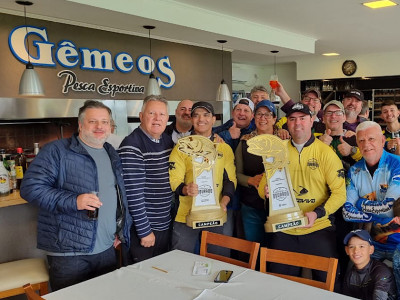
[250,85,269,95]
[141,95,168,113]
[356,121,382,134]
[78,100,112,123]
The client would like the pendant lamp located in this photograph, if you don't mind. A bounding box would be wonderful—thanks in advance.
[269,50,279,104]
[216,40,231,102]
[17,1,44,96]
[144,25,161,96]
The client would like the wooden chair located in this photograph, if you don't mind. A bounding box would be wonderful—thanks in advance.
[23,284,45,300]
[0,258,49,299]
[200,231,260,270]
[259,247,338,291]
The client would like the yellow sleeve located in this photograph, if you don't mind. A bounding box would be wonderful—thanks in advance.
[221,143,237,188]
[320,146,347,216]
[275,116,287,129]
[168,145,187,192]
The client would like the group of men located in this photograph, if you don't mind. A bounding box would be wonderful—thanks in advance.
[20,82,400,299]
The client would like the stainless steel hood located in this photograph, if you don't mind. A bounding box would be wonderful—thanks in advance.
[0,98,231,138]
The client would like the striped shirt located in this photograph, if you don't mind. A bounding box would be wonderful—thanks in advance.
[118,127,174,238]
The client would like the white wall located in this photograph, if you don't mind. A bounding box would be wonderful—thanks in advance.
[296,51,400,80]
[232,62,301,101]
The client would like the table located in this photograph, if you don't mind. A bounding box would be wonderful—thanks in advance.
[43,250,355,300]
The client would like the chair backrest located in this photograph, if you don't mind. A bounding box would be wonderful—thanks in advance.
[200,231,260,270]
[259,247,338,291]
[23,284,45,300]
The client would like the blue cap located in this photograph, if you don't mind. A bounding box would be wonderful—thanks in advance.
[343,229,373,245]
[255,100,276,116]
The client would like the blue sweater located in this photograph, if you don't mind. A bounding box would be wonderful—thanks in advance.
[118,128,174,238]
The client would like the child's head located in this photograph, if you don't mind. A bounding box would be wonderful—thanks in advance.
[344,229,374,269]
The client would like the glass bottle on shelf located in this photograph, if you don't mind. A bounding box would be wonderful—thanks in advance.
[0,149,10,197]
[15,147,27,190]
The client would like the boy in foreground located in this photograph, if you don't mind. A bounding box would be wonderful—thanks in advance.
[342,229,396,300]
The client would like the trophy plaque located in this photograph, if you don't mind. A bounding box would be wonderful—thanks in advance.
[247,134,308,232]
[177,135,227,229]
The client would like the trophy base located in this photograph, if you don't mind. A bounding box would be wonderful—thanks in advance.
[186,207,227,229]
[265,211,308,232]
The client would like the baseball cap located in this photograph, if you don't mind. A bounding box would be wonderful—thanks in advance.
[286,103,312,118]
[343,229,373,245]
[323,100,345,112]
[234,97,255,112]
[191,101,215,116]
[344,89,364,101]
[303,88,321,99]
[255,100,277,116]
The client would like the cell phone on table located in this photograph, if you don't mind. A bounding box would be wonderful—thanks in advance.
[214,270,233,283]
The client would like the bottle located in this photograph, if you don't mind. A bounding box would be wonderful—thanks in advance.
[33,143,40,155]
[15,147,27,190]
[0,149,10,197]
[8,159,16,193]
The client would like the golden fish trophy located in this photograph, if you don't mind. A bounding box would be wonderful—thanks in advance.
[247,134,308,232]
[177,135,226,229]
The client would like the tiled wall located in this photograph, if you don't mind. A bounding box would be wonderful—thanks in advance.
[0,118,78,153]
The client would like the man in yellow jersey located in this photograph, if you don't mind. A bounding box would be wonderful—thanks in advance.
[258,103,346,282]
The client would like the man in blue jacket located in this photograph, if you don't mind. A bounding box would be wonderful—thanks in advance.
[20,100,132,291]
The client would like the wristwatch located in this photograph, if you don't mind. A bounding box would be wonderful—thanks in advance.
[350,146,357,156]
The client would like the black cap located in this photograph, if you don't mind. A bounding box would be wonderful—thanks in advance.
[286,103,312,118]
[191,101,215,116]
[344,89,364,101]
[343,229,373,245]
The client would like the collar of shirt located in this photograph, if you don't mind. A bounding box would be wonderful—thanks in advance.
[139,126,161,143]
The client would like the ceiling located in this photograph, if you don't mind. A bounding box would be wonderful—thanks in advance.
[1,0,399,66]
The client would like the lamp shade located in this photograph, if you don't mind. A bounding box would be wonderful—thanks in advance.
[146,73,161,96]
[216,80,231,102]
[19,62,44,96]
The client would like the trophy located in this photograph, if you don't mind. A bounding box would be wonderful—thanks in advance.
[177,135,227,229]
[247,134,308,232]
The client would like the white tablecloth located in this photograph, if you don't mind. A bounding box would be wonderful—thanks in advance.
[43,250,355,300]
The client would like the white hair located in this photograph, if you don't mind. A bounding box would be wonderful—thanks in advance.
[356,121,382,133]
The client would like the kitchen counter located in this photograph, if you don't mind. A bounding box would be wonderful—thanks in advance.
[0,191,27,208]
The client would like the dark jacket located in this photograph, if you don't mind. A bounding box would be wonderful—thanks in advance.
[20,133,132,253]
[213,119,255,151]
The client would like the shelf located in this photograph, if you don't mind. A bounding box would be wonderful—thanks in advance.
[0,191,27,208]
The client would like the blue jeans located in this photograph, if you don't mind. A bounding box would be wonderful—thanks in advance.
[372,245,400,300]
[47,246,117,291]
[241,203,266,245]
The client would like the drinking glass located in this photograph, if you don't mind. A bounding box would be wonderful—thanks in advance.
[87,191,99,220]
[269,74,278,102]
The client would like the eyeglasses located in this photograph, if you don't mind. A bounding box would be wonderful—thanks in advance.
[303,96,320,103]
[324,110,344,116]
[255,112,274,119]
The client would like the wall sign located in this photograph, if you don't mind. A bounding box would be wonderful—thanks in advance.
[8,25,176,96]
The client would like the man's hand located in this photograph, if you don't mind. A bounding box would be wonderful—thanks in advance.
[319,129,333,145]
[274,81,291,103]
[248,174,263,188]
[277,128,290,140]
[338,136,352,156]
[183,183,198,197]
[77,193,102,210]
[303,211,317,228]
[220,195,230,212]
[264,184,269,199]
[228,121,241,139]
[344,130,356,138]
[113,236,121,248]
[141,232,155,248]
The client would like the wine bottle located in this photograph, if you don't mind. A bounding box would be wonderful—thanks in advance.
[15,147,26,190]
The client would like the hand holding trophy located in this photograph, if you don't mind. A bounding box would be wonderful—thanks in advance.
[247,134,308,232]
